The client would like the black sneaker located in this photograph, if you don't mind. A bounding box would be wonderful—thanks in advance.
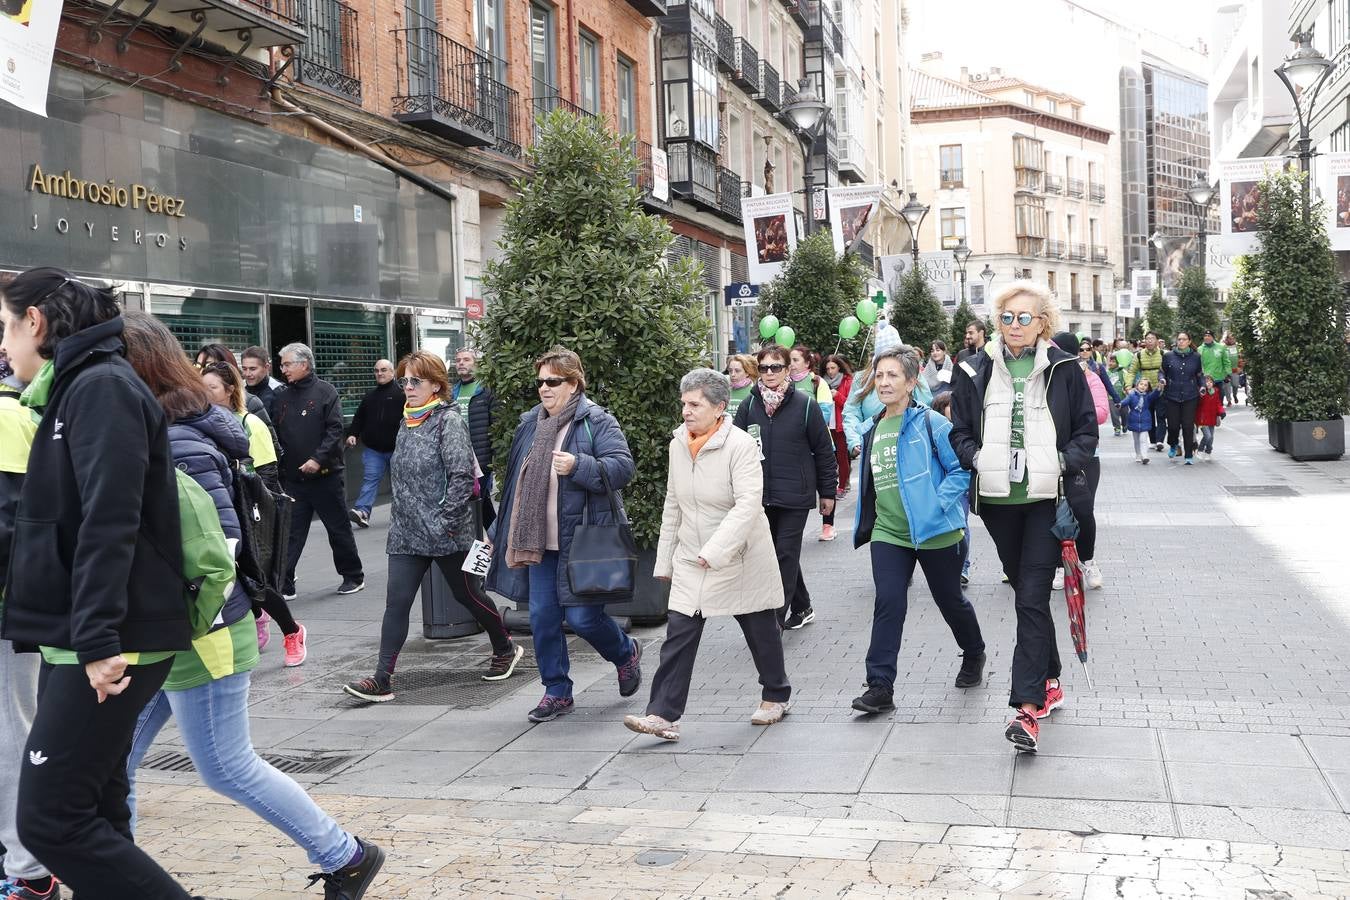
[348,508,369,528]
[617,640,643,697]
[784,608,815,630]
[308,837,385,900]
[851,684,895,714]
[283,581,298,602]
[955,651,986,688]
[336,577,365,595]
[482,643,524,682]
[0,876,61,898]
[527,695,575,722]
[343,677,392,703]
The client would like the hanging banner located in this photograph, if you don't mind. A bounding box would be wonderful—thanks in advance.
[1322,152,1350,251]
[827,184,883,255]
[0,0,63,116]
[741,192,798,284]
[1217,157,1284,255]
[650,146,669,203]
[918,251,958,309]
[1131,269,1156,299]
[1116,290,1134,318]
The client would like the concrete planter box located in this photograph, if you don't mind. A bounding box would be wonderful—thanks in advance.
[1288,417,1345,461]
[1268,420,1289,453]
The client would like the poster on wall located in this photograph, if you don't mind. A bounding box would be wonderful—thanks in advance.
[1116,290,1134,318]
[1131,270,1155,299]
[0,0,63,116]
[741,192,798,284]
[918,251,958,309]
[1322,152,1350,251]
[827,184,883,255]
[1217,157,1285,255]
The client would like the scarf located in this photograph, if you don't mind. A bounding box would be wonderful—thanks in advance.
[790,370,811,383]
[825,372,843,391]
[506,391,583,568]
[404,397,442,428]
[687,417,722,461]
[730,376,751,390]
[758,379,789,417]
[20,360,55,424]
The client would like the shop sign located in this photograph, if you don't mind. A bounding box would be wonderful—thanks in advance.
[24,162,189,250]
[465,297,484,319]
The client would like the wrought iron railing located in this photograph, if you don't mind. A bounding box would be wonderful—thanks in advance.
[1093,294,1104,312]
[1044,174,1063,194]
[1070,292,1082,311]
[733,37,761,93]
[787,0,807,27]
[486,79,522,157]
[1066,177,1084,197]
[296,0,362,102]
[1091,244,1109,263]
[757,60,781,110]
[242,0,304,29]
[1068,242,1087,260]
[1089,182,1106,202]
[668,142,718,207]
[1044,239,1066,257]
[718,166,743,221]
[940,168,963,188]
[715,14,735,72]
[392,18,493,136]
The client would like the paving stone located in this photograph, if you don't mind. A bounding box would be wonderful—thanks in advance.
[618,721,763,755]
[1174,804,1350,851]
[862,752,1014,795]
[1012,755,1170,803]
[1158,729,1314,767]
[721,753,873,793]
[587,752,739,793]
[451,750,615,791]
[747,721,891,755]
[1166,762,1339,810]
[1007,797,1178,837]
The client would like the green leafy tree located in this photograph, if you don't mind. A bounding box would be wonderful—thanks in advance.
[1242,170,1350,422]
[1127,318,1145,342]
[1175,266,1220,340]
[950,298,979,349]
[756,230,869,364]
[888,269,950,353]
[1227,256,1260,407]
[1144,287,1175,341]
[476,110,711,547]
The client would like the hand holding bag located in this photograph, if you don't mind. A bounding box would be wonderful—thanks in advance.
[566,464,637,604]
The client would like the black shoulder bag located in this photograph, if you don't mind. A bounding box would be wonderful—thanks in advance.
[565,421,637,604]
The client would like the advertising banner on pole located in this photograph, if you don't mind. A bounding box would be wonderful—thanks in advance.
[918,251,958,309]
[827,184,882,255]
[1217,157,1284,255]
[1116,290,1133,318]
[0,0,63,117]
[1322,152,1350,251]
[741,192,798,284]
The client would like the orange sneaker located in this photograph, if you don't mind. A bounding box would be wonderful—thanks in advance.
[1005,709,1039,752]
[1034,680,1064,719]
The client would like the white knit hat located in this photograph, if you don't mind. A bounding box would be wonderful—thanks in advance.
[873,317,902,358]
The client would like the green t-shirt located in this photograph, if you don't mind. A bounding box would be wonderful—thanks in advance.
[454,381,478,419]
[40,648,176,666]
[161,614,260,691]
[869,416,962,549]
[982,352,1035,506]
[727,384,751,419]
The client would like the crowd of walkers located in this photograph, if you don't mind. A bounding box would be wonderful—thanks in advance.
[0,264,1251,897]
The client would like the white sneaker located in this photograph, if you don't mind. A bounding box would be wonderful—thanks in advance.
[1082,560,1104,590]
[1052,568,1065,591]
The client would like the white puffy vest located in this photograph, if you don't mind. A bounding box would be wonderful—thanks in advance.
[965,341,1063,501]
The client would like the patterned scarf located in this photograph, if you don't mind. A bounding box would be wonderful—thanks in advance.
[758,379,789,417]
[730,376,751,390]
[506,391,583,568]
[404,398,443,428]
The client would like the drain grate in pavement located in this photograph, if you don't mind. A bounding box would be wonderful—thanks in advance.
[1223,484,1300,497]
[139,749,354,775]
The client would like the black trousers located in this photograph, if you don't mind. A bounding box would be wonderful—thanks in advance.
[646,610,790,722]
[1166,398,1199,459]
[480,471,497,534]
[979,500,1062,709]
[1063,457,1101,562]
[283,472,364,588]
[378,553,512,677]
[1150,399,1167,445]
[764,506,812,621]
[19,658,190,899]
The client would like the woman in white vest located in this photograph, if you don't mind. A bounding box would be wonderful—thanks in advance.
[949,282,1098,753]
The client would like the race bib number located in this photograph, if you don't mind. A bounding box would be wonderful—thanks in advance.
[1008,448,1026,483]
[748,424,765,460]
[462,540,493,578]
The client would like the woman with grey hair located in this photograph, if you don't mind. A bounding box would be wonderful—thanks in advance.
[850,347,986,717]
[625,368,791,741]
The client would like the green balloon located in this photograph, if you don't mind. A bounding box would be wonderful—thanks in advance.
[838,316,861,340]
[856,299,878,325]
[759,315,780,339]
[774,325,796,348]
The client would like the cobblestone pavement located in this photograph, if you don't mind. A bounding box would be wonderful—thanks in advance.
[135,406,1350,896]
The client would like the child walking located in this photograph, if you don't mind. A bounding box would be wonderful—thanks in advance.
[1120,380,1161,464]
[1195,375,1224,456]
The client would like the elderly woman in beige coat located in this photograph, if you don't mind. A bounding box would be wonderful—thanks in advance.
[624,369,791,743]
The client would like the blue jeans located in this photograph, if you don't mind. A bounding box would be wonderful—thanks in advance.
[528,550,634,699]
[126,672,357,872]
[354,447,393,515]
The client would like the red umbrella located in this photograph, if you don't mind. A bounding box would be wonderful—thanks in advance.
[1052,500,1093,687]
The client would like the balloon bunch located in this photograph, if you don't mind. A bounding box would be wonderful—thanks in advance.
[757,315,795,348]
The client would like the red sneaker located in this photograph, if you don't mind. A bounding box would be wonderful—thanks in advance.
[1035,680,1064,719]
[1005,710,1039,752]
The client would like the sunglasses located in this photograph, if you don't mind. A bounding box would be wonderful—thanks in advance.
[999,312,1041,327]
[396,377,425,389]
[760,363,787,373]
[536,376,568,388]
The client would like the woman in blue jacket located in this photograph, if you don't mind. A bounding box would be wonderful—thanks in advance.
[850,346,986,715]
[485,347,642,723]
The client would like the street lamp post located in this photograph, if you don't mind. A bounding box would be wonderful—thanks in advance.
[781,77,830,236]
[980,263,995,305]
[952,238,972,303]
[1186,177,1216,273]
[1149,230,1166,293]
[1276,31,1334,224]
[900,191,930,267]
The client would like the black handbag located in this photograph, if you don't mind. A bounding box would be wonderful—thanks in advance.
[566,465,637,604]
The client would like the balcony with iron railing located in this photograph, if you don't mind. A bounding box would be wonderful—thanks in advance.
[112,0,306,50]
[668,141,718,210]
[392,16,499,146]
[631,140,669,207]
[1044,174,1063,194]
[1092,294,1104,312]
[1068,242,1087,260]
[940,168,964,189]
[787,0,807,28]
[296,0,362,102]
[1091,244,1108,263]
[622,0,667,16]
[732,37,761,93]
[1089,182,1105,202]
[756,60,781,111]
[714,14,735,73]
[717,166,743,222]
[803,0,836,53]
[1066,177,1084,197]
[1044,239,1065,258]
[1069,292,1082,311]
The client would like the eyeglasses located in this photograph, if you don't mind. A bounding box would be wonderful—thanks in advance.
[535,376,568,388]
[760,363,787,373]
[999,312,1041,327]
[396,377,425,389]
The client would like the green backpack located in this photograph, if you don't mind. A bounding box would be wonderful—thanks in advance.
[171,469,238,639]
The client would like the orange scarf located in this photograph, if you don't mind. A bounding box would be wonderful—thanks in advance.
[687,418,723,460]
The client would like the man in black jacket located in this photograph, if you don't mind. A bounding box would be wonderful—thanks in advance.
[452,348,499,530]
[345,358,403,527]
[274,342,364,597]
[240,345,278,417]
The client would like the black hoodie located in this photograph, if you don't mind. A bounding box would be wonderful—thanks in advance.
[272,371,345,480]
[731,382,838,510]
[2,317,189,661]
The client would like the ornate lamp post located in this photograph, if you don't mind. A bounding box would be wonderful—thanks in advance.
[1186,177,1216,272]
[1275,31,1334,224]
[980,263,995,304]
[900,191,930,267]
[780,77,830,236]
[952,238,972,303]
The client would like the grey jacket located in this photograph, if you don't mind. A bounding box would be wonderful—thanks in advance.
[386,403,478,557]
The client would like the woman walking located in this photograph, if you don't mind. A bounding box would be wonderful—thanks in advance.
[625,369,791,741]
[485,347,643,723]
[850,347,985,715]
[725,354,757,419]
[200,359,308,663]
[343,351,522,703]
[0,268,193,899]
[950,282,1097,752]
[733,345,837,630]
[822,355,853,503]
[1160,331,1206,465]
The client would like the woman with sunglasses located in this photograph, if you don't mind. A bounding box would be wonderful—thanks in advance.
[732,344,837,632]
[344,352,521,703]
[950,282,1097,753]
[485,347,642,723]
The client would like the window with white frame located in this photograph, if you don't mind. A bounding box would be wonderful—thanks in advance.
[940,207,967,248]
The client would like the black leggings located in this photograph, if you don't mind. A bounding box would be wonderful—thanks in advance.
[378,553,512,678]
[1166,397,1198,459]
[252,593,299,635]
[1064,457,1101,562]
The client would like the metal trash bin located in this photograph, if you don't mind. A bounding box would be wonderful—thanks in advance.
[419,499,487,639]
